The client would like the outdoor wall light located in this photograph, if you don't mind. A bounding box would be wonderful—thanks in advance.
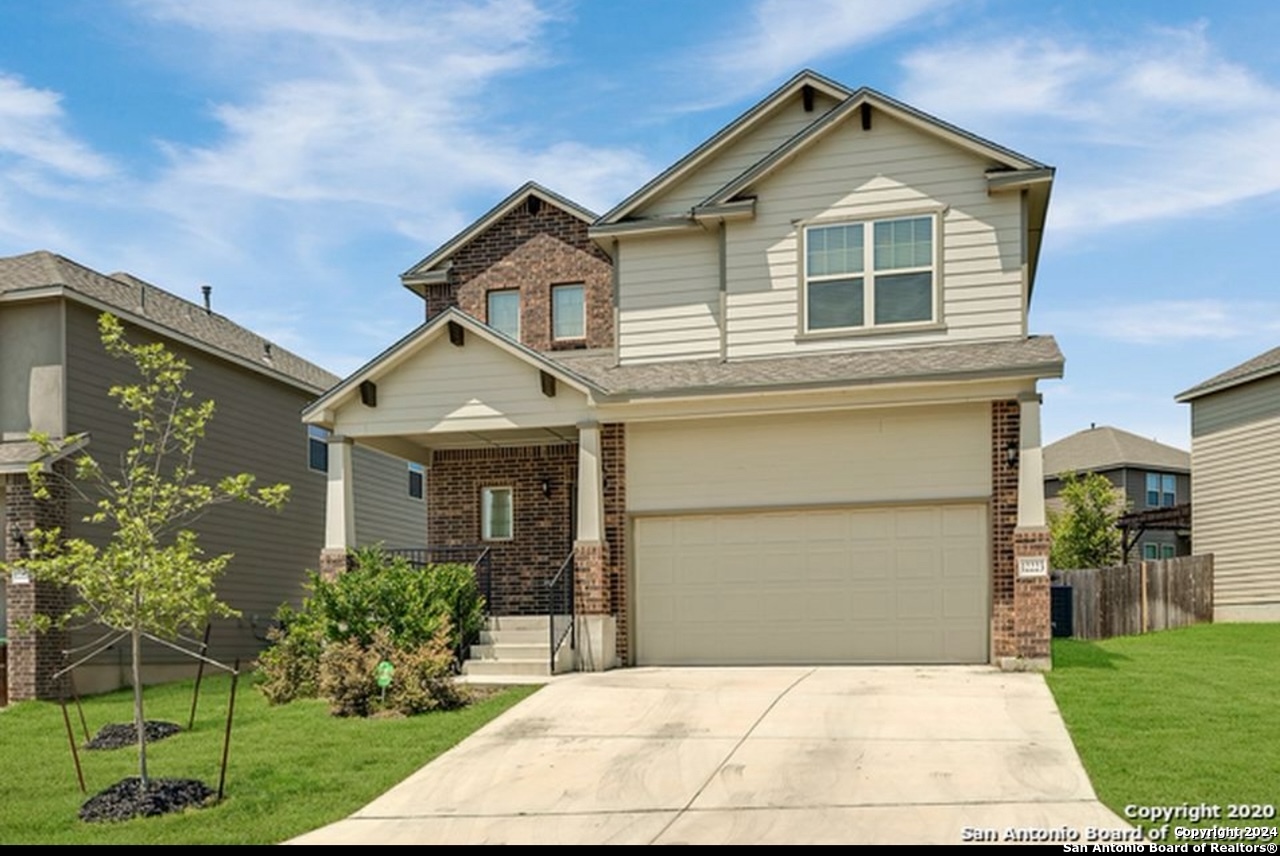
[8,522,28,555]
[540,478,553,498]
[1006,441,1020,469]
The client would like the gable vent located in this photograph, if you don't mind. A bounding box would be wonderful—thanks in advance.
[527,196,543,216]
[802,84,814,112]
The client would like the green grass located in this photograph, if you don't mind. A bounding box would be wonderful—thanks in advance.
[1046,623,1280,822]
[0,675,538,844]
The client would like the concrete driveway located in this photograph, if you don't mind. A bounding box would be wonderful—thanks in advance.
[289,666,1129,845]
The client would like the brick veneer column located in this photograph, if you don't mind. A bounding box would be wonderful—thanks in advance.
[990,401,1019,662]
[602,424,627,662]
[4,469,72,702]
[317,548,350,582]
[1013,528,1052,663]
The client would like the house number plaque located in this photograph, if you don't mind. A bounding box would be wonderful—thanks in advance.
[1018,556,1048,579]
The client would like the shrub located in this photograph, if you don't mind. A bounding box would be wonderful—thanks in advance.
[256,546,484,715]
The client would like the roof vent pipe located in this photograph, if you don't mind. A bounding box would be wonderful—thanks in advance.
[201,284,212,314]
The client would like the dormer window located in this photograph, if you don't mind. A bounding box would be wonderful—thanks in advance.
[803,214,936,332]
[487,289,520,340]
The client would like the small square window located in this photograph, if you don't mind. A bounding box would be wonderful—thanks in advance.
[308,425,330,473]
[552,283,585,340]
[1143,543,1159,560]
[408,462,425,500]
[481,487,513,541]
[488,290,520,340]
[1161,543,1176,559]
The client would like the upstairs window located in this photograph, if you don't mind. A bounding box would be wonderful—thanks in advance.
[1146,473,1177,507]
[552,283,585,340]
[804,215,935,332]
[487,290,520,340]
[307,425,330,473]
[408,462,425,500]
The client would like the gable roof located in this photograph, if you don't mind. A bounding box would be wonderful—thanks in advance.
[0,251,337,393]
[596,70,852,225]
[1176,345,1280,402]
[302,306,604,422]
[400,182,598,290]
[1043,425,1190,478]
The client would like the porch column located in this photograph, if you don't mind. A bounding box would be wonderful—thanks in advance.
[573,421,615,670]
[320,435,354,580]
[1011,392,1051,669]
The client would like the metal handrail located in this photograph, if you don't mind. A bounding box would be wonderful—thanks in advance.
[546,551,575,674]
[385,545,493,616]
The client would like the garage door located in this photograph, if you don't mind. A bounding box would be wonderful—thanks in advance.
[634,504,988,665]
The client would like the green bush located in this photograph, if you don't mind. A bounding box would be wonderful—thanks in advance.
[256,546,485,714]
[318,626,469,718]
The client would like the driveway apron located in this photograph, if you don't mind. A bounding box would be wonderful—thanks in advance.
[288,666,1129,845]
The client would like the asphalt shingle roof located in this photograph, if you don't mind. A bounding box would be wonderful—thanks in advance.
[1043,425,1189,478]
[1176,345,1280,401]
[553,335,1064,397]
[0,251,337,392]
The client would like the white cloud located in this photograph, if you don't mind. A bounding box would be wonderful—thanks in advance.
[1038,299,1280,345]
[898,24,1280,231]
[697,0,954,103]
[0,73,113,180]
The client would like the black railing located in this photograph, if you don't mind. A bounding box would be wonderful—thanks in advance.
[386,545,493,617]
[546,551,575,674]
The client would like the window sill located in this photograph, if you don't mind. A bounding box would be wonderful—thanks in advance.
[550,339,588,351]
[796,321,947,342]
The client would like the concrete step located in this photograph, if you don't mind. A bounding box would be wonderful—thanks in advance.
[462,658,551,677]
[486,616,550,633]
[469,642,549,661]
[479,629,547,645]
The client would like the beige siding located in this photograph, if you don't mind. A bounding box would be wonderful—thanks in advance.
[639,90,843,217]
[352,445,426,547]
[616,231,722,364]
[1191,373,1280,437]
[723,113,1024,358]
[0,300,63,438]
[627,403,991,513]
[59,302,404,666]
[1190,406,1280,612]
[333,333,592,437]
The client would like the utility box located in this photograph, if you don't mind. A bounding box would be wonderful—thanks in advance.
[1050,585,1074,638]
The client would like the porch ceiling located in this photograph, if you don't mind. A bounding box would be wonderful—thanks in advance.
[358,425,578,460]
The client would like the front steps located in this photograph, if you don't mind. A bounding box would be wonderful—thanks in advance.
[462,616,568,681]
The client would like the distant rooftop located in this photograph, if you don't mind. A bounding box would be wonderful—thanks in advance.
[0,251,337,393]
[1043,425,1189,478]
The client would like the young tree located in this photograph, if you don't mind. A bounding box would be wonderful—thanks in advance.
[3,313,289,787]
[1048,471,1124,570]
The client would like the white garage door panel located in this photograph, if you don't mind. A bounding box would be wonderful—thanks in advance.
[635,504,988,665]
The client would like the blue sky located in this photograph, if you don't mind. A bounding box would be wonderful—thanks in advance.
[2,0,1278,448]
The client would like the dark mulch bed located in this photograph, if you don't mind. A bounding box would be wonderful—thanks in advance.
[85,721,182,750]
[80,777,215,823]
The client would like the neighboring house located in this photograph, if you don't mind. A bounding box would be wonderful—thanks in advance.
[304,70,1064,670]
[0,251,425,702]
[1043,425,1191,561]
[1177,346,1280,622]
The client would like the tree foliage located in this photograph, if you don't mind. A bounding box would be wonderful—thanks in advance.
[1,312,290,785]
[1049,471,1125,570]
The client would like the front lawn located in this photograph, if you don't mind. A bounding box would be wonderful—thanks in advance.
[0,674,537,844]
[1047,623,1280,824]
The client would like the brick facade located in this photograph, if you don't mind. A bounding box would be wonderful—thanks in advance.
[428,443,578,616]
[426,198,614,352]
[4,468,72,702]
[990,400,1052,666]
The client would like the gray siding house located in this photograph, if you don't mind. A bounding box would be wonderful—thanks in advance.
[1177,347,1280,622]
[1043,425,1191,561]
[0,251,425,702]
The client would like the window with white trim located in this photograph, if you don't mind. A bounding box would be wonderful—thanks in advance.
[1145,473,1176,507]
[804,215,935,332]
[1143,543,1177,560]
[481,487,513,541]
[307,425,330,473]
[487,290,520,340]
[408,462,425,500]
[552,283,585,340]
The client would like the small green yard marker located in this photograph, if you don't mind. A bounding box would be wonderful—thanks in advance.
[376,660,394,688]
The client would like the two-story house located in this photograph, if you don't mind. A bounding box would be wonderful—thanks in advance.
[303,70,1063,671]
[1043,425,1191,562]
[0,251,425,702]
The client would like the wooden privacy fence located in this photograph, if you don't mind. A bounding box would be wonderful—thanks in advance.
[1053,554,1214,640]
